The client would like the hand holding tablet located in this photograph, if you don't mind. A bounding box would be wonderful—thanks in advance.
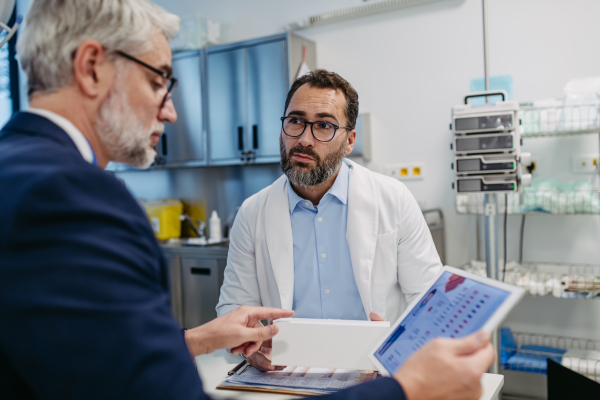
[367,266,523,400]
[394,331,495,400]
[370,266,524,376]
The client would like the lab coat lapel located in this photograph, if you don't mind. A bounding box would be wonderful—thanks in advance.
[264,175,295,310]
[345,159,378,317]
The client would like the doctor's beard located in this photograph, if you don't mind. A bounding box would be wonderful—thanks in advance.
[280,138,346,187]
[96,77,164,169]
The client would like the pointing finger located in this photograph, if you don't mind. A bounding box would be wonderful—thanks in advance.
[246,307,295,322]
[244,324,279,346]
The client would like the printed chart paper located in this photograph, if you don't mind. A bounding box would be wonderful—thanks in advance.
[223,365,378,393]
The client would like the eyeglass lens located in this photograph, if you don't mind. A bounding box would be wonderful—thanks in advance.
[282,117,336,142]
[161,79,178,108]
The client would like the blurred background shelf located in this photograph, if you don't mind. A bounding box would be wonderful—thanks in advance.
[464,261,600,299]
[457,188,600,215]
[499,329,600,399]
[501,330,600,378]
[520,100,600,138]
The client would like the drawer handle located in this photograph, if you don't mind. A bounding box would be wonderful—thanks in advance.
[252,125,258,149]
[238,126,244,150]
[191,267,211,276]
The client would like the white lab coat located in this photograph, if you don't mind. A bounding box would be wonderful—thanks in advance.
[216,159,443,322]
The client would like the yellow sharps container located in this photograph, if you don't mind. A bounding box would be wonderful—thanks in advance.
[140,199,183,241]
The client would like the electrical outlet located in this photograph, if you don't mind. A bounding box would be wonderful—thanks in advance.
[385,163,425,180]
[572,154,599,173]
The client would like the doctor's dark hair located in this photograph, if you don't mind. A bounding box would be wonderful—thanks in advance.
[284,70,359,130]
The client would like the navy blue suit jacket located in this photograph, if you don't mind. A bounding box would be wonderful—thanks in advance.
[0,112,405,400]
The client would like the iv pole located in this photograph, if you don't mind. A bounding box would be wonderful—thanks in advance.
[481,0,500,375]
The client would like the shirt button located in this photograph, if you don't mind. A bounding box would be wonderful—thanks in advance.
[325,289,330,295]
[318,217,323,222]
[321,253,326,258]
[304,201,310,206]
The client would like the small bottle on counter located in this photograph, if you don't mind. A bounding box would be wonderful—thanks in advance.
[209,210,222,243]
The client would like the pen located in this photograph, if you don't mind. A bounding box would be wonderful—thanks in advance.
[238,364,251,375]
[228,360,248,376]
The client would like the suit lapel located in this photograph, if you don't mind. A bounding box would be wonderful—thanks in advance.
[264,175,295,310]
[345,159,379,317]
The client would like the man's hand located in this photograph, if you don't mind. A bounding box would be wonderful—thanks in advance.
[184,306,294,357]
[394,331,495,400]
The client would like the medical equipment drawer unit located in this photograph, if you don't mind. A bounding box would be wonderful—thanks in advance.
[451,91,532,194]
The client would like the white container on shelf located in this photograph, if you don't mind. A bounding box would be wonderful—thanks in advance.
[208,210,222,243]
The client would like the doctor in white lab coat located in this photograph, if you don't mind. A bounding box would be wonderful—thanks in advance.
[217,69,442,369]
[216,158,442,321]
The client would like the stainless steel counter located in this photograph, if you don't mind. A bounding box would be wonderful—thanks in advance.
[161,244,229,329]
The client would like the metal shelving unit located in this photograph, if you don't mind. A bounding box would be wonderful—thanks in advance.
[455,99,600,398]
[500,331,600,380]
[458,5,600,396]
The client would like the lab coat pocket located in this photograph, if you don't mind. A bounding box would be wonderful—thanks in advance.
[372,230,399,284]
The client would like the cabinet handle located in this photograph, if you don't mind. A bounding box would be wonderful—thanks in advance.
[238,126,244,150]
[161,133,168,156]
[252,125,258,149]
[191,267,211,276]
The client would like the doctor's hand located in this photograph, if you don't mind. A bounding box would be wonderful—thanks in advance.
[246,333,286,372]
[393,330,494,400]
[369,311,385,321]
[184,306,294,357]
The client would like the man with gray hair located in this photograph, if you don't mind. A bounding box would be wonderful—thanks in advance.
[0,0,297,398]
[0,1,493,399]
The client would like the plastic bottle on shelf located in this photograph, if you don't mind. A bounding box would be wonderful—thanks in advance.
[209,210,222,243]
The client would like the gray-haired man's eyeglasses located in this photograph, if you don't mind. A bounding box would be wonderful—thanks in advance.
[116,51,178,109]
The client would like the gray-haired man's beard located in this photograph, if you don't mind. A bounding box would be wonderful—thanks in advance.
[280,140,346,187]
[96,80,162,168]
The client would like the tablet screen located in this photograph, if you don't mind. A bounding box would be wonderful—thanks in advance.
[374,271,510,375]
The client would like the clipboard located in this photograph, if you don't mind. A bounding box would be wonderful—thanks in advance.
[216,382,327,397]
[217,365,380,396]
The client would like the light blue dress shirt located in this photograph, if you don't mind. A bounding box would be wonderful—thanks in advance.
[287,161,367,321]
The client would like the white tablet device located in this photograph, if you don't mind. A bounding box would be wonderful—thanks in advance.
[369,266,524,376]
[271,318,390,370]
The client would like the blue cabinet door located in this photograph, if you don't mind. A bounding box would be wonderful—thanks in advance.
[246,40,287,163]
[207,48,246,165]
[159,51,206,166]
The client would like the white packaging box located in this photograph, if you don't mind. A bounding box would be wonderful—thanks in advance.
[271,318,390,371]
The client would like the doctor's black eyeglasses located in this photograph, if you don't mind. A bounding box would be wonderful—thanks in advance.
[280,116,351,143]
[116,51,178,108]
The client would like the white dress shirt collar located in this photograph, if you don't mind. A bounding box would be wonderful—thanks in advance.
[26,108,95,164]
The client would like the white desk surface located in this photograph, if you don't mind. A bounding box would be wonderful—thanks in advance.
[195,350,504,400]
